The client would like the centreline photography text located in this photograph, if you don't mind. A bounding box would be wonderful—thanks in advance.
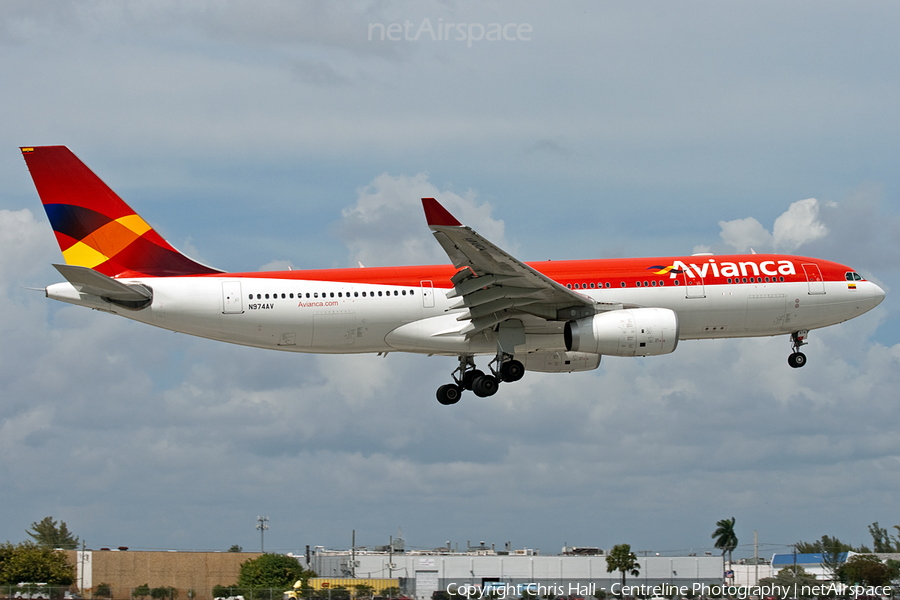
[444,582,894,600]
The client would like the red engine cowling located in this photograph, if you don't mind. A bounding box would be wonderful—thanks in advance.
[564,308,679,357]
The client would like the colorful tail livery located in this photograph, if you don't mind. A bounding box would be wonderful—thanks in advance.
[22,146,885,405]
[21,146,220,278]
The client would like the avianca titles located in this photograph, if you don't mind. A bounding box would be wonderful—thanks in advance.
[21,145,885,405]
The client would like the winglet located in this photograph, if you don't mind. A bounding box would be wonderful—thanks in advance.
[422,197,462,227]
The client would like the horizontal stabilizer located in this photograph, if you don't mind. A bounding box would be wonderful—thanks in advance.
[53,264,152,304]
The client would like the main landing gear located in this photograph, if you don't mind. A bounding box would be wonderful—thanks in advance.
[788,330,809,368]
[435,353,525,405]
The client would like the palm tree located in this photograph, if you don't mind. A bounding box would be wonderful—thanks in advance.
[712,517,738,579]
[606,544,641,591]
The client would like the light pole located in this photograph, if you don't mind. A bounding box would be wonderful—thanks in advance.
[257,516,269,553]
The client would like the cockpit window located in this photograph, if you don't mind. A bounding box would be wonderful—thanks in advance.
[846,271,863,281]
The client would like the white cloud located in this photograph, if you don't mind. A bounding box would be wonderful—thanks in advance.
[717,198,832,253]
[772,197,832,251]
[335,172,508,267]
[0,208,55,281]
[1,184,896,553]
[258,259,295,272]
[718,216,773,252]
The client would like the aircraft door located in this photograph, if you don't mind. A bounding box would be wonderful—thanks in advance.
[683,272,705,298]
[420,280,435,308]
[222,281,244,314]
[802,263,826,295]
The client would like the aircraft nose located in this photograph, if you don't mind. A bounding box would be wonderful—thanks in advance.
[871,282,886,307]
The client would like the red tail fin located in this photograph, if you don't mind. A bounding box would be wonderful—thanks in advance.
[21,146,220,277]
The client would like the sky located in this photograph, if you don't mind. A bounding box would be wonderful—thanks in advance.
[1,0,900,562]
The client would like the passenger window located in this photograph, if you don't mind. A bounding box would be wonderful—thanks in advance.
[248,294,252,300]
[620,282,626,287]
[644,281,649,287]
[402,290,406,296]
[605,282,610,288]
[394,290,398,296]
[567,283,572,289]
[378,291,383,297]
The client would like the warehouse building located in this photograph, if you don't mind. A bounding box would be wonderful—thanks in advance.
[309,547,723,600]
[67,549,263,600]
[66,545,729,600]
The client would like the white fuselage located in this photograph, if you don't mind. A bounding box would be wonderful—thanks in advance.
[46,276,884,357]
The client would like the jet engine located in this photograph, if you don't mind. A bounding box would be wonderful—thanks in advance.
[564,307,679,357]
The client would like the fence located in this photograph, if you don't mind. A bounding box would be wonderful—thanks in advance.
[0,585,77,600]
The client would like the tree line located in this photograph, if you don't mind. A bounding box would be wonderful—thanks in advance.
[6,515,900,596]
[1,518,77,586]
[212,553,315,598]
[602,517,900,593]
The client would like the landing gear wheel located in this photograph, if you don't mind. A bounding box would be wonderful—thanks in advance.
[472,374,500,397]
[499,359,525,382]
[436,384,462,405]
[788,352,807,369]
[461,369,485,390]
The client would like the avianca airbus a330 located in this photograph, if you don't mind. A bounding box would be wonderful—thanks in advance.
[22,146,885,405]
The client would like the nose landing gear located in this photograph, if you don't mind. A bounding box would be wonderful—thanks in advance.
[788,330,808,368]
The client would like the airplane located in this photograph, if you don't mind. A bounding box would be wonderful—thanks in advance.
[21,145,886,405]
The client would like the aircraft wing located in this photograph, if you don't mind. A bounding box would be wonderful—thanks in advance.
[422,198,604,337]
